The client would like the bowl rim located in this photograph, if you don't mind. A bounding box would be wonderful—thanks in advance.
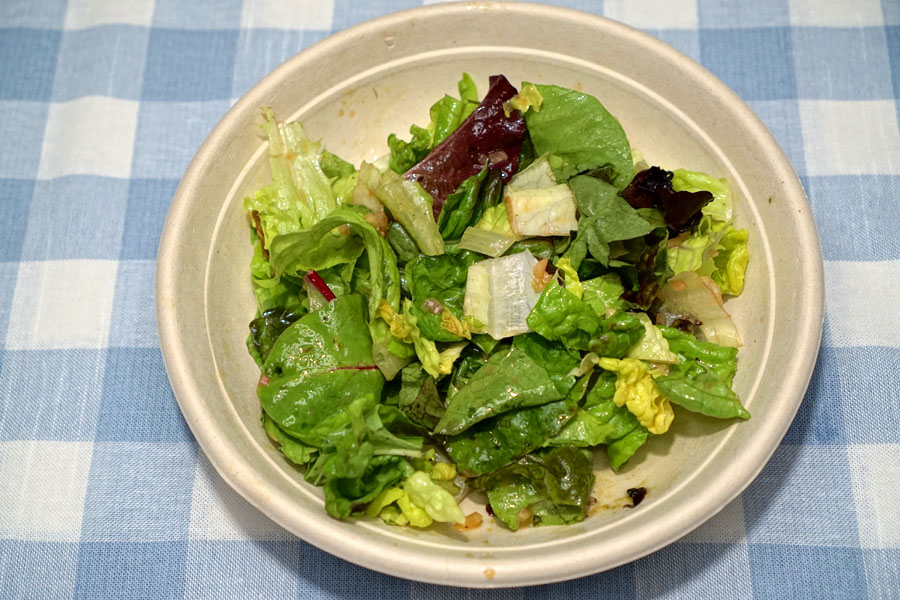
[156,0,825,587]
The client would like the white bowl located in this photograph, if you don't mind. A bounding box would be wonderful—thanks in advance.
[156,1,824,588]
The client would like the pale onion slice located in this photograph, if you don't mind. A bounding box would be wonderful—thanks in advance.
[656,271,742,347]
[459,227,518,257]
[463,251,540,340]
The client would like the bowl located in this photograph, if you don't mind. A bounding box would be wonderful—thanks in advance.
[156,1,824,587]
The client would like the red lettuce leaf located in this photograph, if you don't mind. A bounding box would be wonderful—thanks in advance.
[621,166,713,234]
[404,75,527,220]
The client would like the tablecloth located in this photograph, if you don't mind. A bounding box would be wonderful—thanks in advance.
[1,0,898,597]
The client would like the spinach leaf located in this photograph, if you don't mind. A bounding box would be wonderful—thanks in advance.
[433,345,565,435]
[444,399,576,476]
[258,294,385,445]
[511,333,580,396]
[471,446,595,530]
[247,306,304,367]
[565,175,655,267]
[397,363,445,430]
[524,84,634,187]
[444,376,586,476]
[406,250,481,342]
[526,279,643,355]
[262,412,317,466]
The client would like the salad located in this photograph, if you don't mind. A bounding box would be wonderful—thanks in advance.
[244,74,750,531]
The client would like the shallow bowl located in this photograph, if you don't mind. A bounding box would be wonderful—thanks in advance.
[156,1,824,587]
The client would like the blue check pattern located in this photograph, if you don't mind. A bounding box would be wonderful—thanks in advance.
[1,0,899,597]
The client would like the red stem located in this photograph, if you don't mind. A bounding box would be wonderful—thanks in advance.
[305,269,336,302]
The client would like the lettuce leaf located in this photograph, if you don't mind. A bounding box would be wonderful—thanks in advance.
[260,108,337,231]
[653,327,750,420]
[607,425,649,470]
[546,374,641,449]
[402,470,465,524]
[596,357,673,435]
[437,165,490,240]
[268,206,404,377]
[709,227,749,295]
[471,446,594,531]
[406,250,481,342]
[404,75,527,217]
[671,168,732,224]
[248,228,302,314]
[564,175,655,267]
[524,84,634,187]
[433,344,565,435]
[375,169,445,256]
[526,279,643,355]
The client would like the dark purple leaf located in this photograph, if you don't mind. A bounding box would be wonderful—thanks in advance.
[620,166,713,234]
[404,75,527,220]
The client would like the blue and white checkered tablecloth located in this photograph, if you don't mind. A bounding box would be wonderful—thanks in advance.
[1,0,899,597]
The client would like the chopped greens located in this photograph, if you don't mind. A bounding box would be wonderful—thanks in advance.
[243,74,751,531]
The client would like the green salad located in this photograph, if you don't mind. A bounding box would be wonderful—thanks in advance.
[244,74,750,531]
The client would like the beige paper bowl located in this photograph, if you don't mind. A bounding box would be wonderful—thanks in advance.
[156,1,824,587]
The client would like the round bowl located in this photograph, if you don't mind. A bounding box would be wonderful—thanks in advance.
[156,1,824,588]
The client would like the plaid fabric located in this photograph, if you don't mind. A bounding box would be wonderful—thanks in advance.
[1,0,899,597]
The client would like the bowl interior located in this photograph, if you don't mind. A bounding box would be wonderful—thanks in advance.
[158,3,822,587]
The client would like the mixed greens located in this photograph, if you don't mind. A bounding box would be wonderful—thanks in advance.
[244,74,750,531]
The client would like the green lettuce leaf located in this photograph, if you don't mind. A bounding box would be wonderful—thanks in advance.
[607,425,649,470]
[547,373,641,448]
[526,279,643,355]
[471,446,595,531]
[323,454,414,520]
[709,227,749,295]
[406,250,481,342]
[248,228,302,314]
[433,344,565,435]
[260,108,337,231]
[653,327,750,420]
[444,375,586,476]
[268,206,403,378]
[581,273,626,313]
[565,175,655,267]
[524,84,633,186]
[511,333,581,396]
[671,168,732,224]
[397,363,445,430]
[386,73,480,174]
[375,169,445,256]
[402,470,465,524]
[437,165,489,240]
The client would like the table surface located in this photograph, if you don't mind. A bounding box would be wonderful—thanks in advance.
[1,0,899,598]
